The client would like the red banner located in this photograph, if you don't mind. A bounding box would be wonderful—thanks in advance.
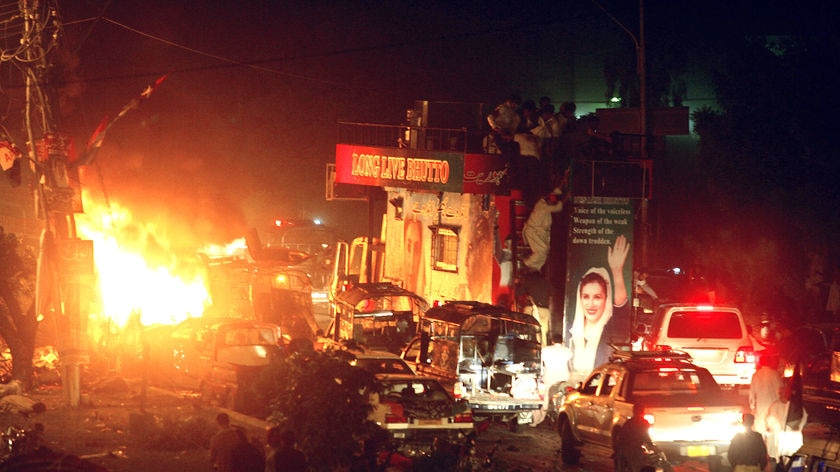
[335,144,509,195]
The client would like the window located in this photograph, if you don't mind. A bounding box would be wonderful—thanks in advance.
[666,311,743,339]
[599,372,618,396]
[631,369,706,394]
[581,372,602,395]
[430,225,459,272]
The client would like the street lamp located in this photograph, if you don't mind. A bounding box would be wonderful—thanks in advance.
[593,0,649,267]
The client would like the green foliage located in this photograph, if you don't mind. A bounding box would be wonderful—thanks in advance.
[255,349,380,472]
[0,227,38,387]
[0,228,36,282]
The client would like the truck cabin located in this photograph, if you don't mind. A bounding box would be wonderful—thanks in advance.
[414,302,542,395]
[331,282,428,353]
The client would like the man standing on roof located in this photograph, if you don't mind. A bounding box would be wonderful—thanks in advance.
[487,94,521,155]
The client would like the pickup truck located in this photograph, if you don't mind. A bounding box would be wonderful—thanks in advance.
[558,350,748,472]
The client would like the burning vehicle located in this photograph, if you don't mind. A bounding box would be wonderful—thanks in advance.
[202,230,319,341]
[143,317,284,412]
[325,282,428,354]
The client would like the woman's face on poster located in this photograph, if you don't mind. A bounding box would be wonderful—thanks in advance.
[580,280,607,325]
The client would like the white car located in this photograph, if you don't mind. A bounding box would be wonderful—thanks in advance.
[349,348,416,375]
[643,304,756,387]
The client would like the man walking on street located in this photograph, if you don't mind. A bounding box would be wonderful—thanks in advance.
[613,403,655,472]
[728,414,769,472]
[210,412,242,472]
[750,354,783,437]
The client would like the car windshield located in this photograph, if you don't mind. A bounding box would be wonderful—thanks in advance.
[354,358,413,374]
[666,311,743,339]
[223,327,276,346]
[631,368,716,395]
[381,379,450,401]
[355,295,420,314]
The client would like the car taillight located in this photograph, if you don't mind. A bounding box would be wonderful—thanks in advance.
[385,414,408,424]
[734,346,755,363]
[653,344,671,351]
[453,381,463,399]
[454,412,473,423]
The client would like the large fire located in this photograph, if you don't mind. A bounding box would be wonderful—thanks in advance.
[75,197,240,328]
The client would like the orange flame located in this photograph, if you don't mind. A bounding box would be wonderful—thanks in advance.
[76,198,214,328]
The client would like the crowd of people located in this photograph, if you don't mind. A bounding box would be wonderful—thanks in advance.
[485,94,580,208]
[744,353,809,472]
[209,412,308,472]
[714,352,811,472]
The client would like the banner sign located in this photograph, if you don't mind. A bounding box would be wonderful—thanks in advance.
[30,132,84,213]
[34,132,78,162]
[57,239,94,277]
[563,196,635,381]
[335,144,509,194]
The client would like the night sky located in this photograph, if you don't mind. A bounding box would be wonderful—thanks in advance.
[8,1,835,249]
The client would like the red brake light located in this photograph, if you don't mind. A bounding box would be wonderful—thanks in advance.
[735,346,755,363]
[454,412,473,423]
[385,414,408,423]
[654,345,672,351]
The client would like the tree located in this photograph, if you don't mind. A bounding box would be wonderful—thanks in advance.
[255,347,380,472]
[681,32,840,317]
[0,227,38,389]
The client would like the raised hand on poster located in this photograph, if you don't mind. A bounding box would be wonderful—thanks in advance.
[607,235,630,307]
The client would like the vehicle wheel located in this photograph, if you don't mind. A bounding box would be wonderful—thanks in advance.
[707,455,724,472]
[198,381,211,405]
[508,415,518,433]
[224,385,239,411]
[558,417,581,465]
[614,453,632,472]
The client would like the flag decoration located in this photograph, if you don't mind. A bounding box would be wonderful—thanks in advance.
[75,75,168,167]
[0,140,20,171]
[1,140,22,186]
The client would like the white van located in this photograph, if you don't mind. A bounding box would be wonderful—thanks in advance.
[643,304,756,387]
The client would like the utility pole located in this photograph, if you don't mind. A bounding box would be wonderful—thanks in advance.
[638,0,649,268]
[19,0,90,407]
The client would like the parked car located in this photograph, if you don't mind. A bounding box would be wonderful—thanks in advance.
[642,304,756,388]
[144,317,284,411]
[351,350,416,375]
[777,322,840,425]
[324,345,416,375]
[558,350,746,471]
[400,301,543,432]
[326,282,428,354]
[369,374,473,457]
